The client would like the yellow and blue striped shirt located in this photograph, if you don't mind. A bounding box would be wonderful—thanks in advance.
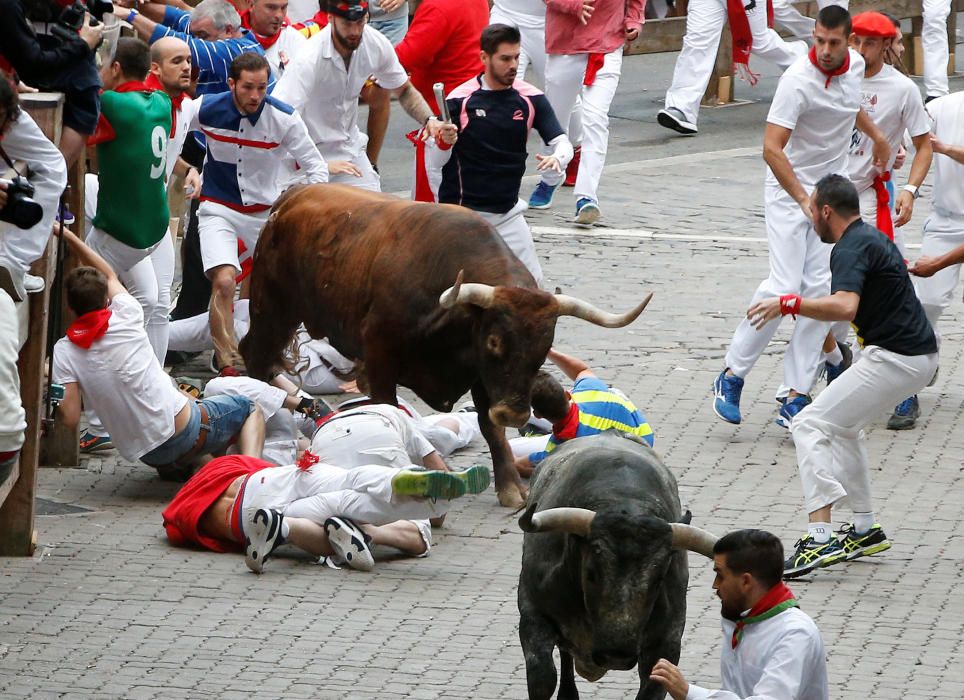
[529,376,654,465]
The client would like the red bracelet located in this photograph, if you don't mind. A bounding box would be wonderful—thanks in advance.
[780,294,802,318]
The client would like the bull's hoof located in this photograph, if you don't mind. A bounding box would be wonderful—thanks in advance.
[497,484,527,509]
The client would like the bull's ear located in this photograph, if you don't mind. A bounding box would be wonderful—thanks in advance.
[518,501,539,532]
[680,510,693,525]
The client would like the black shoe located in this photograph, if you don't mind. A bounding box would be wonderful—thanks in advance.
[887,395,919,430]
[244,508,286,574]
[324,516,374,571]
[783,535,845,579]
[825,341,853,385]
[165,349,200,367]
[837,523,891,561]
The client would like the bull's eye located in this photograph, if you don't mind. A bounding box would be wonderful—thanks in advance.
[486,334,504,356]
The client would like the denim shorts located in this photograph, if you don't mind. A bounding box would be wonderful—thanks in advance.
[140,395,254,466]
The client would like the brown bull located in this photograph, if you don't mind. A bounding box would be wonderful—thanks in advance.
[239,184,650,507]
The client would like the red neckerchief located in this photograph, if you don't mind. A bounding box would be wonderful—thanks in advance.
[552,403,580,441]
[66,308,112,349]
[808,46,851,88]
[144,73,186,138]
[731,582,799,649]
[239,9,287,49]
[871,172,894,240]
[296,450,320,471]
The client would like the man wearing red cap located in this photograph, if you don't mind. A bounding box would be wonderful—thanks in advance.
[847,12,932,256]
[394,0,489,202]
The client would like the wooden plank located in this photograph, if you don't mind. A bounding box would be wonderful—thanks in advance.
[0,459,21,510]
[19,93,63,145]
[0,239,57,556]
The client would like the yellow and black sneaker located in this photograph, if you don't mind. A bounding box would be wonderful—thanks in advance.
[391,466,491,501]
[838,523,891,561]
[783,535,845,579]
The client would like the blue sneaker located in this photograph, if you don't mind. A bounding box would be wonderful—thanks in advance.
[574,197,600,225]
[887,395,919,430]
[824,341,852,385]
[712,370,744,424]
[775,394,811,429]
[528,181,558,210]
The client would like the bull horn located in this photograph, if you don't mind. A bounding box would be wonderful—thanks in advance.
[670,523,719,559]
[554,292,653,328]
[439,269,497,309]
[528,507,596,537]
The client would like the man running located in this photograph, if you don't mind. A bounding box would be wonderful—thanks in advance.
[712,6,890,429]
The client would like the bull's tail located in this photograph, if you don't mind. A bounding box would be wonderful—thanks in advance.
[239,204,303,380]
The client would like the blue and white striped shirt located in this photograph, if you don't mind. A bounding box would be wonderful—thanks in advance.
[150,6,276,98]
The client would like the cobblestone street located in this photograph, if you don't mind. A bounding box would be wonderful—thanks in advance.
[3,47,964,699]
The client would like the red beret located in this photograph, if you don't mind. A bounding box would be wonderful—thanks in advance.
[851,12,898,38]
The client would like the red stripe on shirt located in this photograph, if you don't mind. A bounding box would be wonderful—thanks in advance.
[201,128,281,149]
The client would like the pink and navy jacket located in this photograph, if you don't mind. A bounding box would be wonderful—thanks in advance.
[190,91,327,213]
[438,76,564,215]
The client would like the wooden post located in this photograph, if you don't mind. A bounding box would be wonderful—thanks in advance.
[704,26,734,106]
[0,240,56,555]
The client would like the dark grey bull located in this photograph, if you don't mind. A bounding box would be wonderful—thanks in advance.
[517,432,717,699]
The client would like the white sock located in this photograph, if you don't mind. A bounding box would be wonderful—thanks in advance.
[853,513,875,534]
[808,522,832,543]
[825,346,843,366]
[280,518,290,541]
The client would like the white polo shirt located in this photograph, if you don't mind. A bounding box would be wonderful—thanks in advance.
[273,25,410,160]
[491,0,546,26]
[165,94,197,185]
[927,92,964,217]
[848,64,930,193]
[766,49,865,189]
[52,294,188,462]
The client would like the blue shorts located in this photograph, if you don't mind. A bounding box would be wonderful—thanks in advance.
[140,395,254,466]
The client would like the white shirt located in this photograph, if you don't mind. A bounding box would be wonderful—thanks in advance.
[285,0,317,24]
[927,91,964,216]
[263,25,308,78]
[190,91,328,211]
[52,294,188,461]
[848,64,930,192]
[766,49,865,189]
[165,95,197,186]
[687,608,828,700]
[273,25,409,160]
[309,403,435,469]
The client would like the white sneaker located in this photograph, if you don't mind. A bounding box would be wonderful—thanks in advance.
[243,508,286,574]
[324,516,374,571]
[657,107,698,135]
[23,273,45,294]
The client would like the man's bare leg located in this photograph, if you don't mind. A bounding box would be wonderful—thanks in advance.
[58,126,88,169]
[361,520,428,556]
[236,405,265,457]
[209,264,240,369]
[286,517,335,557]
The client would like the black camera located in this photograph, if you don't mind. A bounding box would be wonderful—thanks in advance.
[0,177,44,230]
[49,0,114,43]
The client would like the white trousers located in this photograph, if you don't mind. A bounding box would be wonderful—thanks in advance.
[664,0,808,125]
[509,434,549,459]
[310,411,419,470]
[241,462,447,529]
[477,200,543,285]
[417,412,480,456]
[541,50,622,203]
[488,7,547,85]
[0,112,67,275]
[792,346,937,515]
[0,289,26,453]
[913,210,964,331]
[198,201,268,275]
[769,0,850,41]
[922,0,952,98]
[725,185,831,395]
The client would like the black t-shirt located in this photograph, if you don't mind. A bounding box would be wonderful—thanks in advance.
[831,219,937,356]
[439,76,564,215]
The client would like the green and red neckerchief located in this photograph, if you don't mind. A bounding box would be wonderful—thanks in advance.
[731,582,798,649]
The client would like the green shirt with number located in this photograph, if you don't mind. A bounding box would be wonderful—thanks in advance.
[92,88,172,250]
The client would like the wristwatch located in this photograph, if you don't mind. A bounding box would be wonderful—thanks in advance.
[903,184,920,199]
[126,8,139,23]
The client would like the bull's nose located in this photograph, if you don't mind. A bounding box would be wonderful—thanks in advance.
[591,650,638,671]
[488,404,530,428]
